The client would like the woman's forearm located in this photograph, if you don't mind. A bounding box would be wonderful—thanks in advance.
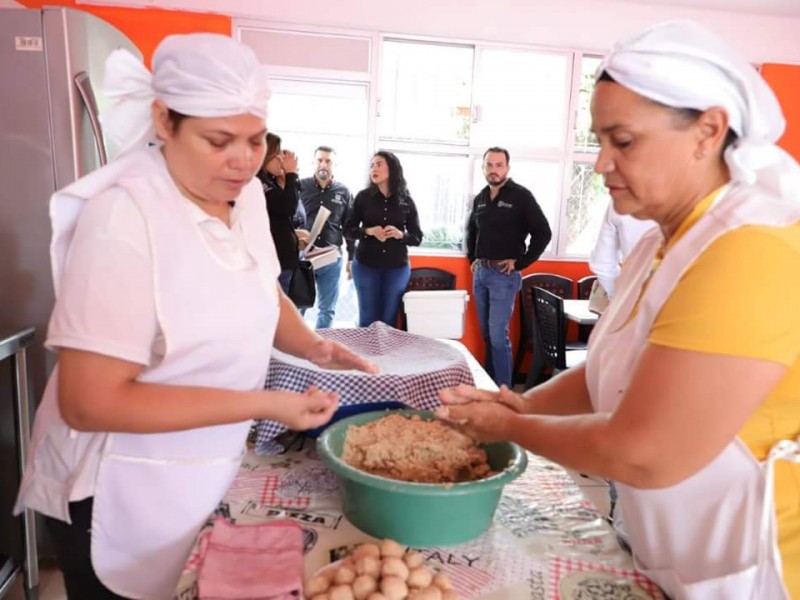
[272,289,323,359]
[57,349,284,433]
[521,364,593,416]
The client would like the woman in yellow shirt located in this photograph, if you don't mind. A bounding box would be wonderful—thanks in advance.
[437,20,800,599]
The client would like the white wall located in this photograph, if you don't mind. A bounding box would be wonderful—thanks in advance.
[75,0,800,64]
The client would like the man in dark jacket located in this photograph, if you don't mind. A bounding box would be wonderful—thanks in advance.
[465,147,552,387]
[299,146,354,329]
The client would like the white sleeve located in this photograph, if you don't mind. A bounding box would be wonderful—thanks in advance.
[588,205,622,298]
[47,187,158,365]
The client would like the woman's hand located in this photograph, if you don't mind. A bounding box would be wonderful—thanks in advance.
[306,339,379,374]
[296,228,310,250]
[281,150,298,174]
[383,225,404,240]
[434,400,517,442]
[439,384,528,413]
[265,386,339,431]
[366,226,389,242]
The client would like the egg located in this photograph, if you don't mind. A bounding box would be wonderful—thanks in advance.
[306,574,332,596]
[353,543,381,561]
[334,566,357,585]
[432,572,452,590]
[381,557,410,580]
[355,556,381,578]
[380,575,408,600]
[407,565,434,589]
[403,551,425,569]
[329,584,355,600]
[351,574,378,600]
[379,539,405,558]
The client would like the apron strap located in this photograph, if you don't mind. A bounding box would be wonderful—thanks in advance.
[759,437,800,569]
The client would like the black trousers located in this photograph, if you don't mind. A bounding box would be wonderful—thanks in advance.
[44,498,130,599]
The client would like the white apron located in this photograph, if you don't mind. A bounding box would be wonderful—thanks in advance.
[585,184,800,600]
[18,148,280,599]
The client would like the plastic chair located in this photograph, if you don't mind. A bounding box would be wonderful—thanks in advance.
[576,275,598,343]
[399,268,457,330]
[577,275,597,300]
[531,286,587,378]
[513,273,573,384]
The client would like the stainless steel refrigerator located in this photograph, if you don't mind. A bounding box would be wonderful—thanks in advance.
[0,6,140,595]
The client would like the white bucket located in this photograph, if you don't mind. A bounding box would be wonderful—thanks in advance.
[403,290,470,339]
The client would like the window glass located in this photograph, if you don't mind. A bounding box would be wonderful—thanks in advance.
[574,55,603,153]
[471,158,562,253]
[393,152,471,251]
[378,41,474,145]
[562,161,609,255]
[472,49,570,149]
[267,78,369,193]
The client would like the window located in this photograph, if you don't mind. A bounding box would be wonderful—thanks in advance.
[379,41,473,145]
[378,39,574,254]
[561,54,608,257]
[267,78,370,193]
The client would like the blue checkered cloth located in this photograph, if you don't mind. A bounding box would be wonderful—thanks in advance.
[254,322,474,449]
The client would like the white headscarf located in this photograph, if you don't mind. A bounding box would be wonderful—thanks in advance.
[597,20,800,202]
[102,33,270,158]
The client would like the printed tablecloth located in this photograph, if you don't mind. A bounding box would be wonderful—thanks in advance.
[254,322,475,448]
[174,440,663,600]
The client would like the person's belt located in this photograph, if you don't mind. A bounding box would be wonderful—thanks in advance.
[474,258,507,269]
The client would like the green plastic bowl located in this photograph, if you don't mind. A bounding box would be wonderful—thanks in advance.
[317,409,528,547]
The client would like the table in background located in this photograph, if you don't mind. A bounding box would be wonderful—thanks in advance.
[563,300,599,326]
[175,340,662,600]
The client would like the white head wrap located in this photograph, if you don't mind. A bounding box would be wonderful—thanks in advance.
[597,20,800,202]
[102,33,270,158]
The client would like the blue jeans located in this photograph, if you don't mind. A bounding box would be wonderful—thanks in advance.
[352,260,411,328]
[313,257,342,329]
[278,268,292,295]
[473,266,522,388]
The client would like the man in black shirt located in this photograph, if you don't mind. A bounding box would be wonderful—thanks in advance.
[465,147,552,388]
[299,146,355,328]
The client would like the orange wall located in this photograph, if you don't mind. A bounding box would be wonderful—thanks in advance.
[17,1,231,66]
[763,63,800,163]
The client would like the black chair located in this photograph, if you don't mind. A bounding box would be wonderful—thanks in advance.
[531,286,587,378]
[577,275,597,300]
[576,275,598,342]
[513,273,573,384]
[399,267,457,330]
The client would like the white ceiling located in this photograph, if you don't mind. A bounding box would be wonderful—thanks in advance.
[610,0,800,18]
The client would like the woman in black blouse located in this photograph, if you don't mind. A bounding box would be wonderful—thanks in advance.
[257,133,308,293]
[345,150,423,327]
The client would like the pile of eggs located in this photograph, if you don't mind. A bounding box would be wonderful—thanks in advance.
[304,539,458,600]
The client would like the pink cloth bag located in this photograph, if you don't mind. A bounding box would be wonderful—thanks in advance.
[197,517,304,599]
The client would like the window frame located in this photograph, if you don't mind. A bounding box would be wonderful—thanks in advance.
[235,19,611,261]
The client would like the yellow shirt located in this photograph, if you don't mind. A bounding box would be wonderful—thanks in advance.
[647,189,800,598]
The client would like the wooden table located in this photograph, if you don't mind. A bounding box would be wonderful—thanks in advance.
[174,341,663,600]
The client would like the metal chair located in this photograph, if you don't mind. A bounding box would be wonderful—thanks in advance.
[514,273,573,384]
[531,286,587,378]
[399,267,457,330]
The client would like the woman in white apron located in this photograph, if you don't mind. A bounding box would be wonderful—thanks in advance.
[15,34,377,600]
[438,20,800,600]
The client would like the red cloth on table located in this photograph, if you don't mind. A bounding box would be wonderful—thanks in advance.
[197,517,303,599]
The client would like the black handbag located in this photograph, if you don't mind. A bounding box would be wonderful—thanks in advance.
[287,260,316,308]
